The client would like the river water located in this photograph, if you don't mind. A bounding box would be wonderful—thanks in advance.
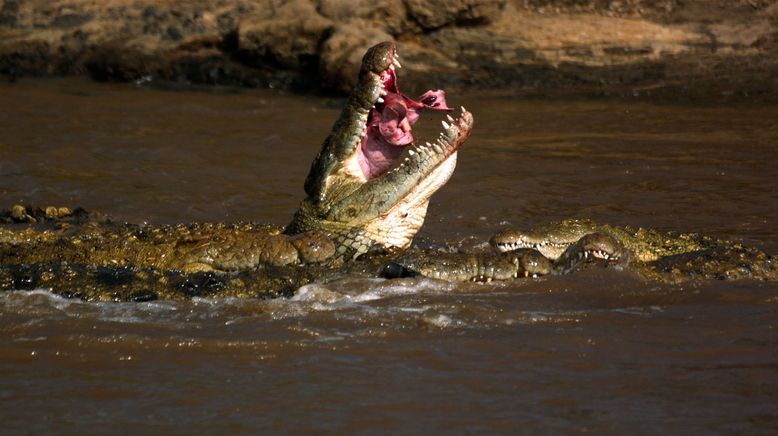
[1,79,777,433]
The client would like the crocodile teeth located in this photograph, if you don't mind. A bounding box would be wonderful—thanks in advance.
[408,149,415,156]
[377,97,384,103]
[442,120,450,129]
[589,250,611,260]
[446,114,455,123]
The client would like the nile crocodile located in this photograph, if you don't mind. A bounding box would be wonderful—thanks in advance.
[1,42,776,301]
[487,219,777,283]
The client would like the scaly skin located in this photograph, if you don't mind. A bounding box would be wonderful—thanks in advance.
[2,209,776,301]
[286,42,473,259]
[490,219,778,282]
[490,218,709,262]
[0,211,335,272]
[0,42,476,301]
[386,232,628,282]
[382,248,554,282]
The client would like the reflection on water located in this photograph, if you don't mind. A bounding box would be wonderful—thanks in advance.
[1,79,777,432]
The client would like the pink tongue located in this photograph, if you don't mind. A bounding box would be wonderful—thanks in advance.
[359,89,451,179]
[376,90,450,146]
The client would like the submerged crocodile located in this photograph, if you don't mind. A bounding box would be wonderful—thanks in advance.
[487,219,777,283]
[1,42,776,301]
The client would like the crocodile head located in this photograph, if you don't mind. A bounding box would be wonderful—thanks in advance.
[490,219,599,260]
[286,42,474,257]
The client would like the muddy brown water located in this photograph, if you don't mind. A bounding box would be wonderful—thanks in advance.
[1,79,777,433]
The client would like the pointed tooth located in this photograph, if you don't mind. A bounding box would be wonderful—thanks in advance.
[442,120,450,129]
[461,106,466,113]
[377,97,384,103]
[446,114,454,122]
[408,149,415,156]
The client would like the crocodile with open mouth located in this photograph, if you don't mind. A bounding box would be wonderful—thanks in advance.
[284,42,472,259]
[1,42,776,301]
[0,41,479,300]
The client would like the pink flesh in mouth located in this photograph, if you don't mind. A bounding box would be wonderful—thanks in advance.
[357,68,451,180]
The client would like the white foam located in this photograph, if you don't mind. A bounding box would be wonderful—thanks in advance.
[422,313,454,328]
[350,278,457,302]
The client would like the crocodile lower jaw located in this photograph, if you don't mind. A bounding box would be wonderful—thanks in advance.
[364,109,473,249]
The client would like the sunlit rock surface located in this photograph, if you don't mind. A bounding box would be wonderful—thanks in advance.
[1,0,777,100]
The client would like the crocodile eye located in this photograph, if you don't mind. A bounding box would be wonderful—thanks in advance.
[347,207,357,217]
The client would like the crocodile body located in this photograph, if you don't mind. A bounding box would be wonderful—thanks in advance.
[2,210,776,301]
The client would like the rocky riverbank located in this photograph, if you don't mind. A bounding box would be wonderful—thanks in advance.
[1,0,777,101]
